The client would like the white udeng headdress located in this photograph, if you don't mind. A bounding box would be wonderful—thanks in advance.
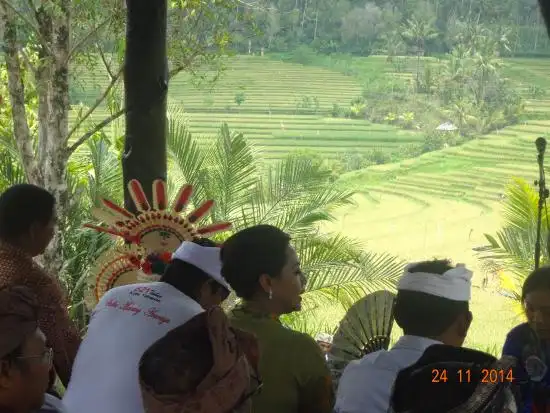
[172,241,230,291]
[397,262,473,301]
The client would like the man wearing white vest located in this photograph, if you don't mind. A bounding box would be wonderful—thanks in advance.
[334,259,473,413]
[62,239,231,413]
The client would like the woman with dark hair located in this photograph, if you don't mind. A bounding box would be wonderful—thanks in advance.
[0,184,81,389]
[502,266,550,413]
[220,224,334,413]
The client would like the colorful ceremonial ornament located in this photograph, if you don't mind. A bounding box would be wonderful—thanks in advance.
[84,179,231,308]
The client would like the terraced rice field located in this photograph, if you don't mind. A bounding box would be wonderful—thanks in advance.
[171,58,362,113]
[326,120,550,352]
[334,120,548,261]
[72,55,428,159]
[73,55,550,160]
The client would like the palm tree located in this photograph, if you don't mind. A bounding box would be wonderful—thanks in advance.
[401,16,439,84]
[478,178,548,302]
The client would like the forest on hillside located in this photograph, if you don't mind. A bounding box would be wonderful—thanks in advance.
[230,0,549,56]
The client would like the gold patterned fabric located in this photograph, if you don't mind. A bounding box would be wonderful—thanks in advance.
[139,307,261,413]
[0,242,81,387]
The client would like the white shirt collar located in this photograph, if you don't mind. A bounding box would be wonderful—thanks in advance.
[392,335,443,352]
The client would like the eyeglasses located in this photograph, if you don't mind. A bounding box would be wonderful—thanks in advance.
[17,347,53,367]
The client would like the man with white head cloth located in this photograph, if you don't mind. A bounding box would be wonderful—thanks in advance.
[63,238,231,413]
[334,259,473,413]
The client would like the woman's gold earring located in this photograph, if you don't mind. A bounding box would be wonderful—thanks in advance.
[268,289,273,300]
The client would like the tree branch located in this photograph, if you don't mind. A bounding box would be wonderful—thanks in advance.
[97,42,115,79]
[68,64,170,156]
[0,0,53,55]
[65,65,124,144]
[67,108,125,155]
[168,49,202,79]
[67,16,111,61]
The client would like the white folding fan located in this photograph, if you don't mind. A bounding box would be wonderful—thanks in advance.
[328,290,396,385]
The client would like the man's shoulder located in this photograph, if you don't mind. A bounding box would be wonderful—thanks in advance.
[506,322,530,339]
[336,352,394,413]
[343,350,386,373]
[504,322,532,352]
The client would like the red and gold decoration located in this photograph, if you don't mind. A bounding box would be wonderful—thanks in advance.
[84,179,231,307]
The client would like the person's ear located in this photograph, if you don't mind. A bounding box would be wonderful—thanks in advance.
[457,311,473,338]
[257,274,273,295]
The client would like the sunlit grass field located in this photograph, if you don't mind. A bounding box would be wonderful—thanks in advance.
[322,118,549,354]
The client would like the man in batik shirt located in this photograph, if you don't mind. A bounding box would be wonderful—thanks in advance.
[0,185,81,388]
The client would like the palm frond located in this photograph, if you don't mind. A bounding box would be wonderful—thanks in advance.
[0,151,26,190]
[244,155,355,234]
[0,135,23,163]
[501,178,539,231]
[166,106,207,195]
[479,177,549,301]
[200,123,258,222]
[294,234,404,309]
[85,136,123,205]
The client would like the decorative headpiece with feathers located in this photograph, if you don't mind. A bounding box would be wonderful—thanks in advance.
[84,179,231,308]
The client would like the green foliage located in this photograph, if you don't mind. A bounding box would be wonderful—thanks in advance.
[167,0,251,80]
[295,95,320,114]
[0,101,404,330]
[478,178,549,302]
[232,0,550,57]
[234,92,246,106]
[422,131,447,153]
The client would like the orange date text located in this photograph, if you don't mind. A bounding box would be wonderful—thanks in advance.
[431,368,514,383]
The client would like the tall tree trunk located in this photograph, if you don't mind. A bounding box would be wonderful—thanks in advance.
[2,1,71,277]
[123,0,168,213]
[42,0,71,277]
[0,3,43,186]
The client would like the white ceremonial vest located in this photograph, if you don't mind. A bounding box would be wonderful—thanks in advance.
[334,335,442,413]
[63,282,204,413]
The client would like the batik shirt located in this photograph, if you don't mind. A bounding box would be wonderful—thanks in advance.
[229,305,334,413]
[503,323,550,413]
[0,242,81,387]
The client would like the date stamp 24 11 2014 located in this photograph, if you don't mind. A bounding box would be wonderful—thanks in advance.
[432,368,514,384]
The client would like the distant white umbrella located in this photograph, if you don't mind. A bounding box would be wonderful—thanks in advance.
[436,121,458,131]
